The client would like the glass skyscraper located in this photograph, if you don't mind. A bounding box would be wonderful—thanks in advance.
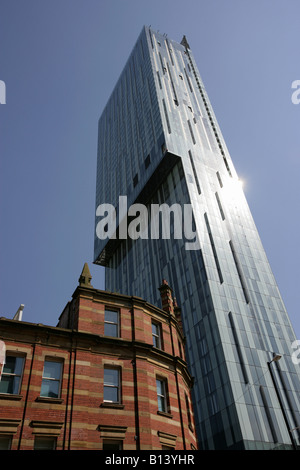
[94,26,300,450]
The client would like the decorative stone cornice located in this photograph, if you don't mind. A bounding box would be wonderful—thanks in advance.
[97,424,127,439]
[30,420,64,435]
[157,430,177,447]
[0,418,21,434]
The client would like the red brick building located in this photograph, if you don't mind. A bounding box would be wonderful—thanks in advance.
[0,264,197,450]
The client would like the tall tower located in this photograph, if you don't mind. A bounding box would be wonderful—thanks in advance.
[94,26,300,450]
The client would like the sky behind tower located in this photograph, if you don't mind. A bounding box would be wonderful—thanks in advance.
[0,0,299,341]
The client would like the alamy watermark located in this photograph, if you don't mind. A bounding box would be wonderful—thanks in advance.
[291,81,300,360]
[291,340,300,365]
[95,196,200,250]
[291,80,300,104]
[0,80,6,104]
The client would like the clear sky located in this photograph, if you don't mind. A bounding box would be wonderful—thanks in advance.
[0,0,299,341]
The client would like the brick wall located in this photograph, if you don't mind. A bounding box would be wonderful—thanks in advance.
[0,277,197,450]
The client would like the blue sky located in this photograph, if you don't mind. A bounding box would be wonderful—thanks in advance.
[0,0,299,340]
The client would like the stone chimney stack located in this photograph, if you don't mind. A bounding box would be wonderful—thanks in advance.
[173,297,184,335]
[158,279,174,316]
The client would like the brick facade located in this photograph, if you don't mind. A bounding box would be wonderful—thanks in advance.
[0,265,197,450]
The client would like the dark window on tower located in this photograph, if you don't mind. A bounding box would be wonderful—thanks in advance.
[187,120,196,144]
[188,150,201,194]
[204,213,223,284]
[215,192,225,220]
[157,71,162,89]
[145,154,151,169]
[229,241,250,304]
[162,99,171,134]
[223,156,232,177]
[133,173,139,187]
[216,171,223,188]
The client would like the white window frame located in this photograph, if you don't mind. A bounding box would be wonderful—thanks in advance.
[152,321,162,349]
[104,308,120,338]
[103,367,121,404]
[156,377,169,413]
[40,358,63,399]
[0,353,25,395]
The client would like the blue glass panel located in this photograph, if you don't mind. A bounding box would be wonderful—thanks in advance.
[40,379,60,398]
[104,323,118,337]
[104,368,119,386]
[104,386,118,403]
[43,361,62,380]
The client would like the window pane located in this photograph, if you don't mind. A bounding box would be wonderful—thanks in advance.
[0,355,24,395]
[152,322,161,348]
[0,376,11,394]
[104,310,119,337]
[40,379,60,398]
[156,379,163,395]
[14,357,24,376]
[2,356,17,375]
[104,368,120,403]
[43,361,62,380]
[158,395,167,412]
[104,386,119,402]
[0,436,12,450]
[2,356,24,376]
[105,310,118,323]
[104,369,119,386]
[152,323,158,336]
[103,440,122,450]
[34,437,56,450]
[104,323,118,337]
[0,375,20,394]
[156,379,167,412]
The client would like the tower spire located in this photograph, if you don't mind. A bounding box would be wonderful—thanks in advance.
[180,35,190,50]
[78,263,93,288]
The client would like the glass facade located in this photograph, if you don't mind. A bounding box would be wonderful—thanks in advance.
[94,26,300,449]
